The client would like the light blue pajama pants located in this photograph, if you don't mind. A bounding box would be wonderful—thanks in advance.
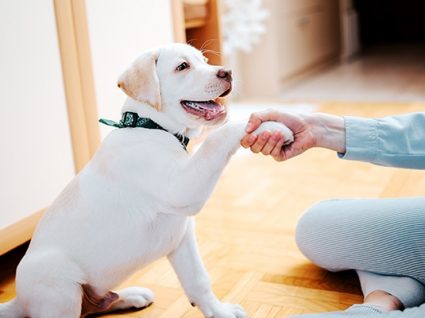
[295,197,425,309]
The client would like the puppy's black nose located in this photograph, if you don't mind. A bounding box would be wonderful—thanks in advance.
[217,69,232,82]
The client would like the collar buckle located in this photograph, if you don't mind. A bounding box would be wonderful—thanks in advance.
[121,112,139,127]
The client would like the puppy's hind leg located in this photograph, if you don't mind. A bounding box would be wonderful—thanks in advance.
[16,251,84,318]
[23,282,83,318]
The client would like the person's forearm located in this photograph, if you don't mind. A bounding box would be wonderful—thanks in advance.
[341,113,425,169]
[306,113,346,153]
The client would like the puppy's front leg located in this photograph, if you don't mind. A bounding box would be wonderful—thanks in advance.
[167,219,247,318]
[167,121,292,215]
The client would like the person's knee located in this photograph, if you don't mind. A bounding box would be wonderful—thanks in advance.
[295,199,342,268]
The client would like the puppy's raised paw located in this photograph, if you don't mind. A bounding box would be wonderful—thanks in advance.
[253,121,294,145]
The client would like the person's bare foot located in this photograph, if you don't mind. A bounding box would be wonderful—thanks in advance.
[364,290,403,311]
[290,290,404,317]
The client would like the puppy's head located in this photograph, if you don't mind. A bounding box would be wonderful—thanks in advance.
[118,43,232,129]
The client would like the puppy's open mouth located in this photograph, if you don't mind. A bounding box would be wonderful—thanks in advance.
[181,88,231,121]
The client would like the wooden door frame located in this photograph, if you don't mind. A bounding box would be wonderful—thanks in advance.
[171,0,186,42]
[54,0,100,172]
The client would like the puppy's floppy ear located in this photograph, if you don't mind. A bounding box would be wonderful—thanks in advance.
[117,50,161,110]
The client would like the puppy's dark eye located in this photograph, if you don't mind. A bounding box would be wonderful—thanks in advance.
[176,62,190,71]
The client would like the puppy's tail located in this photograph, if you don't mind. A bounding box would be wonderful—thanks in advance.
[0,298,24,318]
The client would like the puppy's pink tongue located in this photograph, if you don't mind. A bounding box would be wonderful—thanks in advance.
[204,103,225,121]
[205,111,215,120]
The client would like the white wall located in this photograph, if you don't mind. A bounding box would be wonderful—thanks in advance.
[0,0,75,227]
[85,0,175,139]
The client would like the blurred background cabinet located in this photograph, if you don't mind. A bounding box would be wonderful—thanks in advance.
[239,0,340,98]
[172,0,224,66]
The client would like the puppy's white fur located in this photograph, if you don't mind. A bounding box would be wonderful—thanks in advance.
[0,44,292,318]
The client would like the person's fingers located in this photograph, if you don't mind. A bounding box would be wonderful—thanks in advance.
[250,131,271,153]
[270,136,286,160]
[240,134,257,148]
[261,132,283,155]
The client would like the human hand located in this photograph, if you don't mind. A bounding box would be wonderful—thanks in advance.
[241,110,346,161]
[241,110,316,161]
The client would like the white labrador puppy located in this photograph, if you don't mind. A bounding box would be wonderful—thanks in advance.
[0,43,293,318]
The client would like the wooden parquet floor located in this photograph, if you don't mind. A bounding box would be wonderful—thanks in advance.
[1,102,424,317]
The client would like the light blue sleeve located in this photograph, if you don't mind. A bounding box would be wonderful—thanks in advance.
[338,112,425,169]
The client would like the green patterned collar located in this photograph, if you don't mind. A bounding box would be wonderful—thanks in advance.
[99,112,189,150]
